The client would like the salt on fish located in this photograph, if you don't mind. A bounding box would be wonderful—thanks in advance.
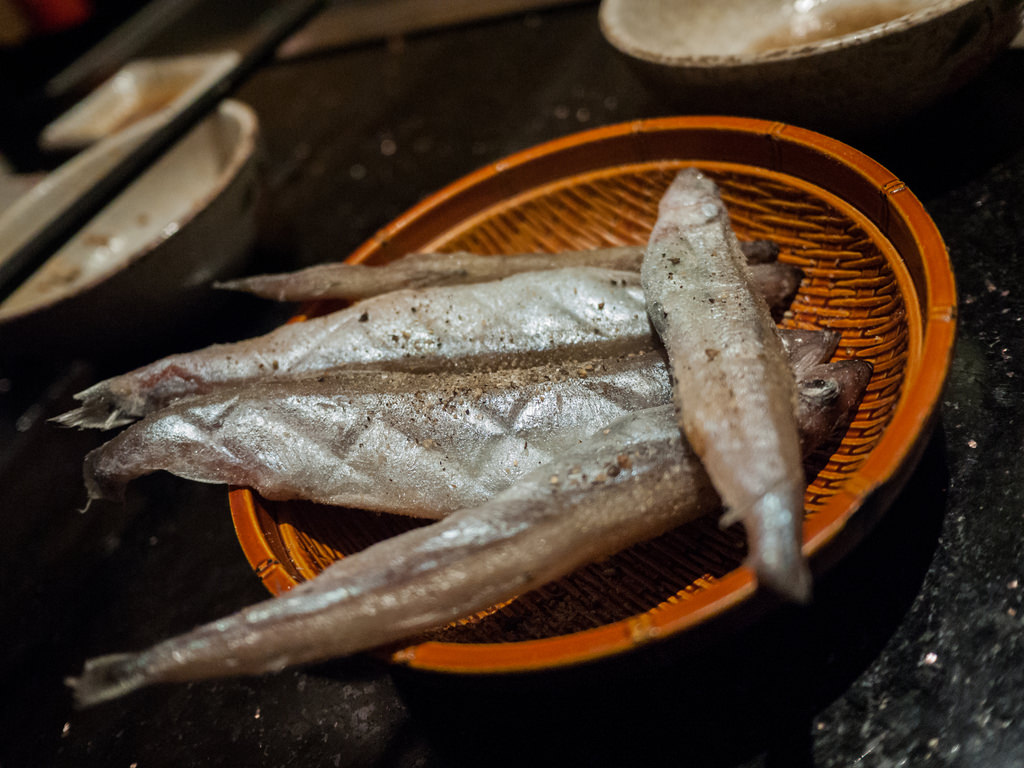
[82,329,839,516]
[214,240,784,302]
[67,359,870,707]
[641,168,811,601]
[55,263,801,431]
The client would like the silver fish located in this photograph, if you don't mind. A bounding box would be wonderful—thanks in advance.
[83,350,673,515]
[641,168,810,601]
[56,264,801,431]
[215,241,785,302]
[67,359,870,707]
[83,328,838,516]
[58,267,648,430]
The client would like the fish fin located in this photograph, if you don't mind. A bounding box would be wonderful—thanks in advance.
[66,653,149,708]
[50,380,138,430]
[82,447,128,503]
[789,330,842,377]
[49,406,91,429]
[50,404,133,431]
[718,507,744,529]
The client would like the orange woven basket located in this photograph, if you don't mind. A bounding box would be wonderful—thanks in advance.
[229,116,955,673]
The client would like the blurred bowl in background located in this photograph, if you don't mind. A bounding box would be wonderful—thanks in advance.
[0,99,260,359]
[39,52,241,154]
[599,0,1024,135]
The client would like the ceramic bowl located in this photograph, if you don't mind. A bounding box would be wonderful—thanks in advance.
[599,0,1024,134]
[229,116,956,675]
[0,99,260,358]
[39,52,241,153]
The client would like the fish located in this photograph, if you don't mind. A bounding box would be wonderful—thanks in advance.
[214,240,784,303]
[67,358,870,707]
[82,328,839,516]
[55,264,802,431]
[641,168,810,601]
[83,349,674,515]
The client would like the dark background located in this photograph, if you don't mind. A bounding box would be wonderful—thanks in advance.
[1,2,1023,766]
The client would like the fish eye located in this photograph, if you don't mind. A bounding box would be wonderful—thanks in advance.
[800,377,839,404]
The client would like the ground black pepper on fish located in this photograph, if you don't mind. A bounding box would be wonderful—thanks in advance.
[63,170,874,708]
[214,240,783,302]
[57,258,799,431]
[82,329,839,516]
[641,168,811,601]
[68,359,870,707]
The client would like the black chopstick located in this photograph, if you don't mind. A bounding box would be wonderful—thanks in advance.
[0,0,324,302]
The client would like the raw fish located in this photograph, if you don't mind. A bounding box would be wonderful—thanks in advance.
[56,264,801,431]
[83,328,839,515]
[641,168,810,601]
[68,359,870,707]
[215,240,783,302]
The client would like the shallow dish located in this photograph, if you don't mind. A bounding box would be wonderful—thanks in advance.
[599,0,1024,134]
[39,52,241,153]
[230,116,955,673]
[0,99,259,358]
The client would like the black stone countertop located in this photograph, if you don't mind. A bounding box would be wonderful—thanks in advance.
[1,5,1023,766]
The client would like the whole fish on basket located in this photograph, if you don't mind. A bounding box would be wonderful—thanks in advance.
[56,258,801,431]
[214,240,783,303]
[68,358,870,707]
[642,168,812,601]
[82,329,840,516]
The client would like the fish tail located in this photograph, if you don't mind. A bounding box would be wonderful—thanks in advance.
[50,403,131,431]
[717,484,811,603]
[211,277,246,291]
[741,488,813,603]
[213,275,285,301]
[66,652,149,708]
[753,263,803,318]
[50,383,134,431]
[739,239,780,264]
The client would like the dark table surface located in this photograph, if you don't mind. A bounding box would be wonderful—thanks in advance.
[2,3,1024,766]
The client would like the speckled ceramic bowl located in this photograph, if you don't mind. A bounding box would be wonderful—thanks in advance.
[230,116,956,675]
[599,0,1024,134]
[0,100,260,358]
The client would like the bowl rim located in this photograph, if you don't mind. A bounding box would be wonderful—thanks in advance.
[0,98,259,323]
[230,114,957,674]
[598,0,985,66]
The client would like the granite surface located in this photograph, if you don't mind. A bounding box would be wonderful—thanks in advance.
[1,5,1023,767]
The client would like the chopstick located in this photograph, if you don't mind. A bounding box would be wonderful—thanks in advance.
[0,0,325,302]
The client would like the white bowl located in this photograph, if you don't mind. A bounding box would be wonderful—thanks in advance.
[599,0,1024,134]
[0,99,260,358]
[39,52,241,153]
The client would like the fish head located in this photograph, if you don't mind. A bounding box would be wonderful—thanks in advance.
[796,359,873,445]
